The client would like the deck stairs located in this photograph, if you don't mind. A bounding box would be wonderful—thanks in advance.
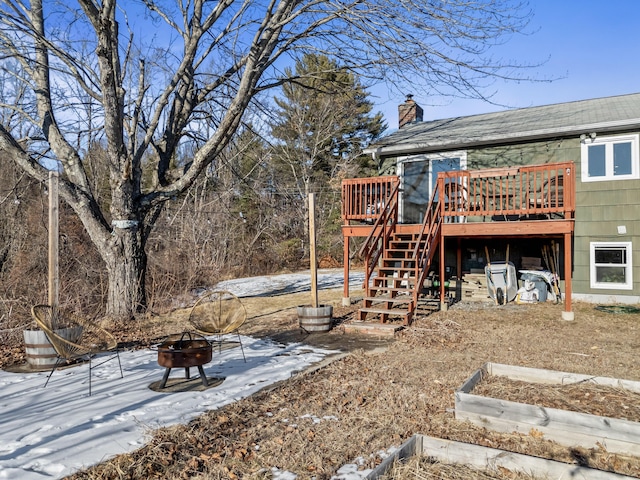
[358,232,425,324]
[357,186,442,325]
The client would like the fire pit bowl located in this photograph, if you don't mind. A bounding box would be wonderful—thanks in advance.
[157,337,212,368]
[156,332,212,388]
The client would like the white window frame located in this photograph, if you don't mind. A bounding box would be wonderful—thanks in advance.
[397,151,468,190]
[589,241,633,290]
[397,151,468,223]
[581,134,640,182]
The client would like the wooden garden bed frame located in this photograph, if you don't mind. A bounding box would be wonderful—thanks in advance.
[366,435,635,480]
[455,363,640,457]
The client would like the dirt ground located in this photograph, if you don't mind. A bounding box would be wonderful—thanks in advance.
[4,287,640,479]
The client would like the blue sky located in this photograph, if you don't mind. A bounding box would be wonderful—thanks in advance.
[372,1,640,128]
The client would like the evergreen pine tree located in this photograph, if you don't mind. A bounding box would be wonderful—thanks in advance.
[269,54,386,258]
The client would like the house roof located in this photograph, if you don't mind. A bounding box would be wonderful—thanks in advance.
[366,92,640,158]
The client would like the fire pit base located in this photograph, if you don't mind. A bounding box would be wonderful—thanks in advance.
[148,375,225,393]
[161,365,209,388]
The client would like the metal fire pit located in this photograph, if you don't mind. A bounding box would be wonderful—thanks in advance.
[157,332,212,388]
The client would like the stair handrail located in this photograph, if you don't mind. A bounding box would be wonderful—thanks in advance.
[411,179,443,306]
[358,181,400,294]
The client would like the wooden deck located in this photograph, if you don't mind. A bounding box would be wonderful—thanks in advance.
[341,162,576,323]
[342,163,574,230]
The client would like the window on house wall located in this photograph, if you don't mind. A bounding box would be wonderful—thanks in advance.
[590,242,633,290]
[581,134,639,182]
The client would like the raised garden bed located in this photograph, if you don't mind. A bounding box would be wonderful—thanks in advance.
[455,363,640,457]
[472,374,640,422]
[367,435,635,479]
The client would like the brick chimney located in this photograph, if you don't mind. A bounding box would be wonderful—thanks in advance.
[398,94,423,129]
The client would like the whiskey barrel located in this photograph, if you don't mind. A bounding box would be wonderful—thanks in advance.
[297,305,333,333]
[23,326,83,370]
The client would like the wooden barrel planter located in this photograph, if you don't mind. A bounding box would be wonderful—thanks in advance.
[297,305,333,333]
[23,326,83,370]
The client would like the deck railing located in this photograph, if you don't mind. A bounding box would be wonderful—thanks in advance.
[342,162,575,224]
[356,180,400,295]
[437,162,575,220]
[412,185,442,309]
[342,176,400,222]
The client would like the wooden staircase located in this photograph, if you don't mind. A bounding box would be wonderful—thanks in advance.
[358,184,442,325]
[358,232,425,324]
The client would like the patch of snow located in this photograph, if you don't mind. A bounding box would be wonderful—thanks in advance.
[0,336,335,479]
[211,269,364,299]
[0,270,366,479]
[271,466,298,479]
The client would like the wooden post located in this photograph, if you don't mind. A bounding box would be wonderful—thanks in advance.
[309,193,318,308]
[562,232,574,321]
[48,171,59,309]
[342,234,351,306]
[440,236,447,311]
[456,238,462,302]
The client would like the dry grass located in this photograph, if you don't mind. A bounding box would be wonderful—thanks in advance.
[474,375,640,422]
[379,457,541,480]
[3,289,639,479]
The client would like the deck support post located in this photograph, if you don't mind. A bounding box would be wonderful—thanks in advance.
[342,235,351,306]
[456,238,462,302]
[440,235,448,311]
[562,232,574,321]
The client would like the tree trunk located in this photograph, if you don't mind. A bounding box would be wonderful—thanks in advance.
[105,221,147,318]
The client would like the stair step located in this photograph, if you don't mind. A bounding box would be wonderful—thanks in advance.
[370,286,414,293]
[385,255,416,260]
[382,255,415,261]
[372,285,415,293]
[389,238,423,244]
[376,278,416,285]
[387,244,414,249]
[377,266,416,273]
[358,307,410,316]
[364,296,412,304]
[382,261,415,267]
[372,277,416,284]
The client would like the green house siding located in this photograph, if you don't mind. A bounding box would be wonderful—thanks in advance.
[467,138,576,169]
[384,138,578,175]
[572,132,639,299]
[573,186,640,299]
[451,137,639,300]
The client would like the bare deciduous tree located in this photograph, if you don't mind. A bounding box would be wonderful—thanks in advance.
[0,0,533,318]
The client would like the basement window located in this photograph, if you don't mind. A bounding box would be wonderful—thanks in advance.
[590,242,633,290]
[581,134,639,182]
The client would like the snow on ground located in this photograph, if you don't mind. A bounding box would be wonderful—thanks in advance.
[210,268,365,299]
[0,270,373,480]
